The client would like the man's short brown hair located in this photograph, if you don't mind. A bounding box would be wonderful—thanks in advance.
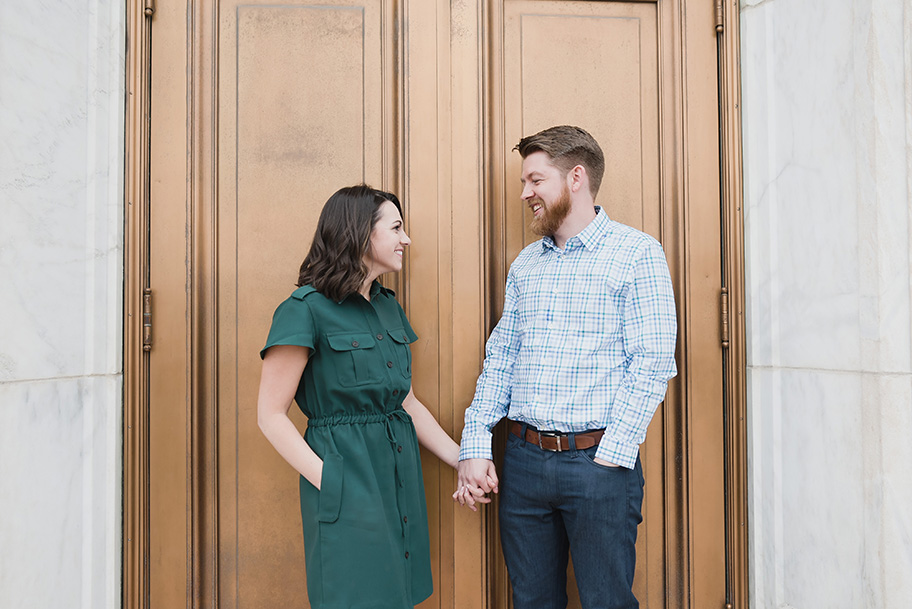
[514,125,606,198]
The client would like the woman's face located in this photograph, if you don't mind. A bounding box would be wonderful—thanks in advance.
[364,200,410,277]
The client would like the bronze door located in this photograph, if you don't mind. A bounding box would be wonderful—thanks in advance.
[130,0,732,607]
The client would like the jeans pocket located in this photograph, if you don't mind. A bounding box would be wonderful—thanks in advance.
[506,430,524,449]
[580,447,624,472]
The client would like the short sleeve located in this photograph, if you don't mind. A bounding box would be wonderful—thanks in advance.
[260,296,316,359]
[398,303,419,343]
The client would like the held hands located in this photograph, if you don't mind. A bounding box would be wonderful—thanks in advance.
[453,458,498,511]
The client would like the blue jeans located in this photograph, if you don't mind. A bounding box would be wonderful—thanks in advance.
[499,427,644,609]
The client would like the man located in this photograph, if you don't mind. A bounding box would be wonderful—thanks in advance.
[455,125,678,609]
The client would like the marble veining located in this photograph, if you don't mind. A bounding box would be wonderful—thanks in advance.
[0,1,125,608]
[0,0,124,383]
[0,376,122,609]
[743,0,912,607]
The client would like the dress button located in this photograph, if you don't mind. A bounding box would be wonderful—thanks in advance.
[403,516,408,523]
[397,445,403,453]
[392,389,399,396]
[377,333,384,340]
[387,361,393,368]
[351,340,359,348]
[387,415,393,421]
[405,552,409,559]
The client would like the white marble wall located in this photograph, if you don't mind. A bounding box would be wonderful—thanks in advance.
[0,1,124,608]
[741,0,912,607]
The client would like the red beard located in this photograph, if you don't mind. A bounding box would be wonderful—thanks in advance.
[529,184,572,237]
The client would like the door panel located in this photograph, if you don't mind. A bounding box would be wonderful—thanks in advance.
[219,2,390,604]
[490,2,720,607]
[501,3,663,603]
[503,1,660,252]
[146,0,726,607]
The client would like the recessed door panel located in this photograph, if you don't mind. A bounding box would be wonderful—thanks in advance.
[220,2,389,606]
[498,2,667,606]
[149,1,398,607]
[503,1,660,252]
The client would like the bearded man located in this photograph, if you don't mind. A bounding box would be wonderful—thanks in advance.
[455,125,678,609]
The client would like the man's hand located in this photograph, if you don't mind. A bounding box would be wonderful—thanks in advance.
[453,458,499,511]
[593,457,621,468]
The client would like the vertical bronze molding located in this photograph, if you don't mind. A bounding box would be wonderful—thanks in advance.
[717,0,749,607]
[189,1,222,605]
[124,1,154,607]
[483,2,510,607]
[384,0,405,301]
[660,0,690,602]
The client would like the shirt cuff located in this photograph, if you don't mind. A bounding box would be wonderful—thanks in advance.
[595,435,639,470]
[458,430,494,461]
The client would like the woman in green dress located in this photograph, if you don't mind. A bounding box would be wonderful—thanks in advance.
[257,185,484,609]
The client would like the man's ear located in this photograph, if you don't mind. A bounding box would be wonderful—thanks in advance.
[569,164,587,193]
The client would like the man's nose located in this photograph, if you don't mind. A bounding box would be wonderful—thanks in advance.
[520,184,534,200]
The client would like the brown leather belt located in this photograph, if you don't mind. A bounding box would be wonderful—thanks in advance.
[510,421,604,452]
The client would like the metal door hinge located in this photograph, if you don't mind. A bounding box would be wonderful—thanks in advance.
[714,0,724,33]
[142,288,153,352]
[144,0,155,18]
[720,287,730,348]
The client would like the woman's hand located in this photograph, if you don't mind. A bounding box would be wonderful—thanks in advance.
[453,458,498,511]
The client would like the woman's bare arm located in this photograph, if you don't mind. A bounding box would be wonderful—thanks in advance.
[257,345,324,489]
[401,388,460,469]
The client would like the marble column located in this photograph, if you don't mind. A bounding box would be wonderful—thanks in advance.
[0,1,125,608]
[741,0,912,606]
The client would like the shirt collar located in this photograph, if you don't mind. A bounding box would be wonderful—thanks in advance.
[372,280,395,298]
[540,206,610,253]
[339,280,393,304]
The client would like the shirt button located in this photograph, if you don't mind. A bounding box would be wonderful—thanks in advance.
[377,333,384,340]
[351,340,359,347]
[403,516,408,523]
[387,361,393,368]
[405,552,409,559]
[393,389,399,396]
[397,445,403,453]
[387,415,393,421]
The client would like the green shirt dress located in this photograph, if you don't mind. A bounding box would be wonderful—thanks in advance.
[261,282,432,609]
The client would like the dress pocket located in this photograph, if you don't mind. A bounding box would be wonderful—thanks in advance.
[318,453,343,523]
[326,332,381,387]
[386,327,413,379]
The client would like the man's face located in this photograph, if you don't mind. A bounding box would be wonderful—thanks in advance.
[520,151,572,237]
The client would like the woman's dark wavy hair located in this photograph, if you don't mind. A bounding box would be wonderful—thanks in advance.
[297,184,402,302]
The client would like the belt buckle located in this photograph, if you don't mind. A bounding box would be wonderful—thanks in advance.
[538,431,563,452]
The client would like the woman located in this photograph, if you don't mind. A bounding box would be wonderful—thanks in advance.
[257,185,464,609]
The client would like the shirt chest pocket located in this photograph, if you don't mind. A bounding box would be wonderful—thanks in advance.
[326,332,382,387]
[386,327,412,379]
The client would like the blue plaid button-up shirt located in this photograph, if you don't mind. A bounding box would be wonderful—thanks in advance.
[459,207,678,469]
